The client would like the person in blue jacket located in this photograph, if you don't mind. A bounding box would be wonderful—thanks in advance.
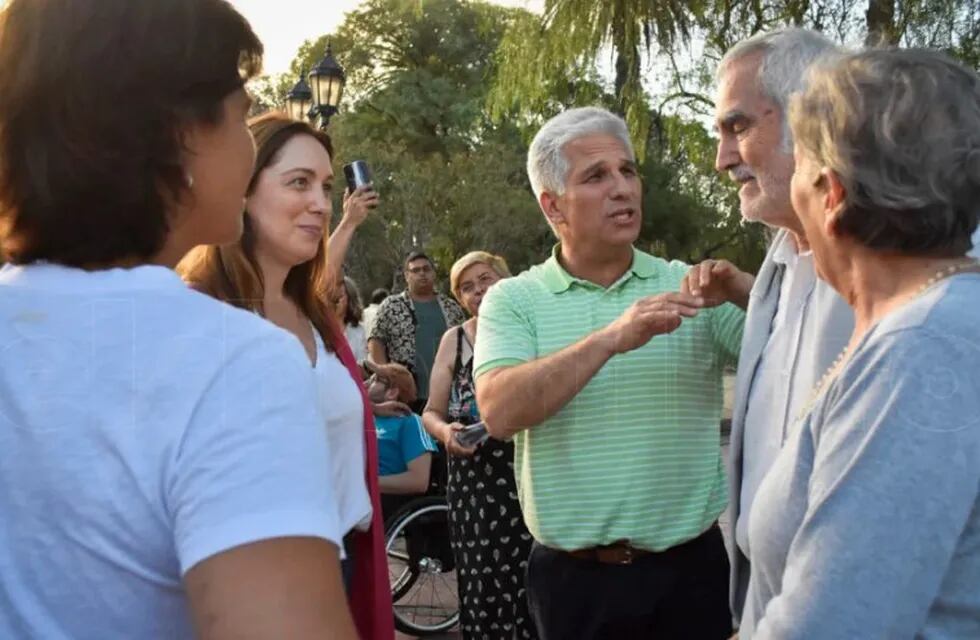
[366,361,436,496]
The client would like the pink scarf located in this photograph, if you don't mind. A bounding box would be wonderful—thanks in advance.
[332,330,395,640]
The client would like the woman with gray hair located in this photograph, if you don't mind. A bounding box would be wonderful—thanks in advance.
[423,251,537,640]
[740,48,980,639]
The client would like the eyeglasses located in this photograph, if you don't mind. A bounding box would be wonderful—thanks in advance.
[406,264,433,275]
[459,272,496,295]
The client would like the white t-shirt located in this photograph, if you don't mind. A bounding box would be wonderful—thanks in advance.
[313,332,371,535]
[0,263,341,640]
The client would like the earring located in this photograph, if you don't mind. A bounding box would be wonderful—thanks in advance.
[184,172,194,189]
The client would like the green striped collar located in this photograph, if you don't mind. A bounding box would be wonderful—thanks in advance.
[540,244,660,294]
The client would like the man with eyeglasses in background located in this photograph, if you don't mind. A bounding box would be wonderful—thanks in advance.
[369,251,466,412]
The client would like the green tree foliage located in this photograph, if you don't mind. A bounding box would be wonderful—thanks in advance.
[246,73,293,116]
[278,0,555,294]
[490,0,980,276]
[307,0,771,291]
[262,0,978,296]
[642,115,769,272]
[671,0,979,115]
[489,0,709,157]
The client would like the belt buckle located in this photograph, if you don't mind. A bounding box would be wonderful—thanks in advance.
[618,543,634,565]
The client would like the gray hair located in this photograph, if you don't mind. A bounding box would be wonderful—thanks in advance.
[718,27,840,149]
[789,48,980,256]
[527,107,634,200]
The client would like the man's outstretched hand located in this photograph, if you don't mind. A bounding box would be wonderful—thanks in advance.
[599,292,705,355]
[680,259,753,310]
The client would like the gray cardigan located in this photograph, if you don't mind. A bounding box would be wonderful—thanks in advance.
[740,274,980,639]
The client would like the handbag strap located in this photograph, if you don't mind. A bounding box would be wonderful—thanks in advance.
[451,325,465,381]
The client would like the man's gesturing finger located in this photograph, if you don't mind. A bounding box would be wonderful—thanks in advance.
[639,291,704,314]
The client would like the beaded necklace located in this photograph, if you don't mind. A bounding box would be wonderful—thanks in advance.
[794,258,980,424]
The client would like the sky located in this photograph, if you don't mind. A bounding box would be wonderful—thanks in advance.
[228,0,545,75]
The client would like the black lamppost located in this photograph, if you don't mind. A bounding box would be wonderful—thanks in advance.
[286,43,346,130]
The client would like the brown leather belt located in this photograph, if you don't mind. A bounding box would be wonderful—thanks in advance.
[565,540,652,565]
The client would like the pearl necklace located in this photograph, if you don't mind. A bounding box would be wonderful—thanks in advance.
[794,258,980,424]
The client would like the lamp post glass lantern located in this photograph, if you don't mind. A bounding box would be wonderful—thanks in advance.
[307,43,346,128]
[285,70,312,123]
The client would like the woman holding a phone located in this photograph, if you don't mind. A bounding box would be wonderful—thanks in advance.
[177,113,392,640]
[423,251,537,640]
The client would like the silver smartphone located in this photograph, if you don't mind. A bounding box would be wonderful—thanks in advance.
[343,160,372,192]
[454,421,489,448]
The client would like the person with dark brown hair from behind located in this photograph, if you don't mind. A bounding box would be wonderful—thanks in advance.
[0,1,356,639]
[178,112,392,640]
[330,275,369,362]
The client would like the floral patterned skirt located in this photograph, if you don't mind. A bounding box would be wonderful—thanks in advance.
[446,438,537,639]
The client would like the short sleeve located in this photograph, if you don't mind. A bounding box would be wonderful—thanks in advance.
[399,414,436,465]
[368,298,392,343]
[709,301,745,367]
[168,331,341,575]
[473,281,537,379]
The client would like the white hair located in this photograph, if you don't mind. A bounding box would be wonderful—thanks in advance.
[718,27,840,150]
[526,107,635,200]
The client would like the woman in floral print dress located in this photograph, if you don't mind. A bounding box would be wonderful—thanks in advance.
[423,252,536,640]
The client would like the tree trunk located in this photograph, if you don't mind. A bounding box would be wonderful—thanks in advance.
[614,42,644,117]
[612,0,630,118]
[866,0,899,46]
[786,0,810,26]
[750,0,765,34]
[615,48,630,116]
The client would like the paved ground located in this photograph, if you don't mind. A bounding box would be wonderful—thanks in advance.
[396,630,459,640]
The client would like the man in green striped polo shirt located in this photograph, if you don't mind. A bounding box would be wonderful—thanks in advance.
[474,107,748,639]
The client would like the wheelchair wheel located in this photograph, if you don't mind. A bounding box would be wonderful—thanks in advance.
[388,541,418,602]
[384,496,459,636]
